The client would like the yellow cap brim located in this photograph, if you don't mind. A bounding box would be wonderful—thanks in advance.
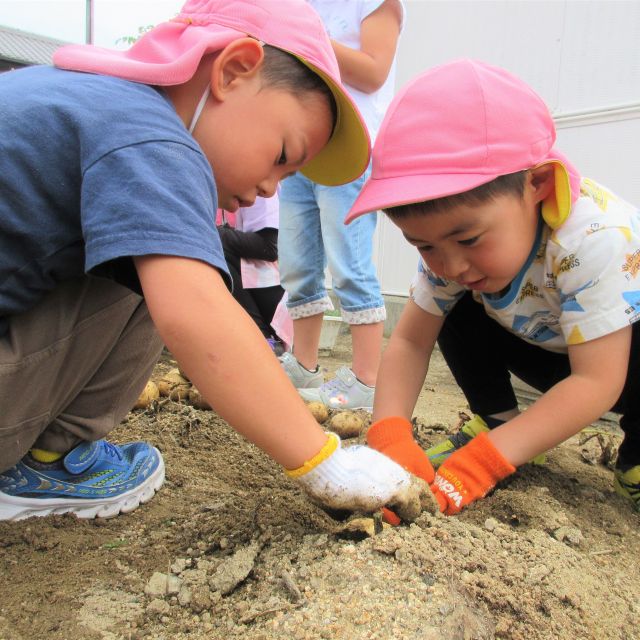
[291,58,371,186]
[537,160,572,229]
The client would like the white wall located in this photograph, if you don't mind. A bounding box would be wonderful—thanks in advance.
[374,0,640,297]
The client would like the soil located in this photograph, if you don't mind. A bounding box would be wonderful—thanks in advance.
[1,334,638,640]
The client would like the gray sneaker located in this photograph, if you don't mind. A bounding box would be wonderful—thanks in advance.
[299,366,374,410]
[279,352,324,389]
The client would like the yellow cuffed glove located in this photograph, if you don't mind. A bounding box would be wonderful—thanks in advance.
[286,433,434,522]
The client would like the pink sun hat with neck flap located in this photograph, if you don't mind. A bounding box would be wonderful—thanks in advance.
[53,0,370,187]
[345,58,581,224]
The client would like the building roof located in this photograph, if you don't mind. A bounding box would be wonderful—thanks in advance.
[0,24,69,66]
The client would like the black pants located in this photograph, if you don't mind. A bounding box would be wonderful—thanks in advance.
[437,292,640,465]
[225,253,284,340]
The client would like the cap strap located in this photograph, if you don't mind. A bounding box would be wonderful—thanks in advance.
[188,85,211,134]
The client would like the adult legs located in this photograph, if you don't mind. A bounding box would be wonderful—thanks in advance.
[278,172,328,371]
[349,318,385,386]
[279,170,385,408]
[315,169,385,386]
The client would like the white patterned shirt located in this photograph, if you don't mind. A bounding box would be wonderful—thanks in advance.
[411,179,640,354]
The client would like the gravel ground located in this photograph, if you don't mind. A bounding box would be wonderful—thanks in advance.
[0,335,638,640]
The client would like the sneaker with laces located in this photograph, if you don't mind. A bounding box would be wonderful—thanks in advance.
[0,439,164,521]
[426,414,547,468]
[279,352,323,389]
[299,366,374,410]
[614,463,640,511]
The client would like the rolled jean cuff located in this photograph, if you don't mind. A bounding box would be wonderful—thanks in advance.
[342,306,386,325]
[287,297,334,320]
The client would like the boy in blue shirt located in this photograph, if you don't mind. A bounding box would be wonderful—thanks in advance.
[0,0,432,522]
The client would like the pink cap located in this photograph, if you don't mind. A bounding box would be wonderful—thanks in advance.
[53,0,370,186]
[346,59,580,225]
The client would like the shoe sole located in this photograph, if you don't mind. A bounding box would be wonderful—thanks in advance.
[0,449,165,521]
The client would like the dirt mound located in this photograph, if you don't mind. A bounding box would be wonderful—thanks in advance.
[0,341,638,640]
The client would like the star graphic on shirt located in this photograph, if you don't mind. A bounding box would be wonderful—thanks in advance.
[622,290,640,311]
[558,280,596,313]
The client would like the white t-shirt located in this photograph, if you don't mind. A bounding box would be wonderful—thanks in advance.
[411,179,640,354]
[308,0,404,142]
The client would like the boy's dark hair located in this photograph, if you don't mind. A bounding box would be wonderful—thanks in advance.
[261,45,337,131]
[384,170,528,219]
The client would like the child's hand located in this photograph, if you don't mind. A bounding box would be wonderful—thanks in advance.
[367,417,435,482]
[366,417,436,524]
[287,433,437,521]
[430,432,516,515]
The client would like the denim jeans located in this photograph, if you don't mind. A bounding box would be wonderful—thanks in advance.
[278,170,385,325]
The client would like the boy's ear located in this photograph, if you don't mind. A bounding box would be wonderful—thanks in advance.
[209,38,265,101]
[528,164,556,203]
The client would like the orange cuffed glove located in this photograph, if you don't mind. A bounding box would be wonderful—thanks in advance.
[367,417,435,525]
[431,431,516,515]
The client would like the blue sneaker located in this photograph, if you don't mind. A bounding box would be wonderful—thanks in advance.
[0,439,164,521]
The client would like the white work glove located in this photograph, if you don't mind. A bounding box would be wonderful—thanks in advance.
[285,433,437,521]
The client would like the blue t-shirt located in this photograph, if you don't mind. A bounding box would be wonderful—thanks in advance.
[0,65,228,336]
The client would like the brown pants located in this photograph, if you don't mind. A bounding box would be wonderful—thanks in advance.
[0,276,164,472]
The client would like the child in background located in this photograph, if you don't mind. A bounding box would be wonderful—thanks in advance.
[278,0,403,411]
[347,59,640,515]
[218,194,287,356]
[0,0,432,522]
